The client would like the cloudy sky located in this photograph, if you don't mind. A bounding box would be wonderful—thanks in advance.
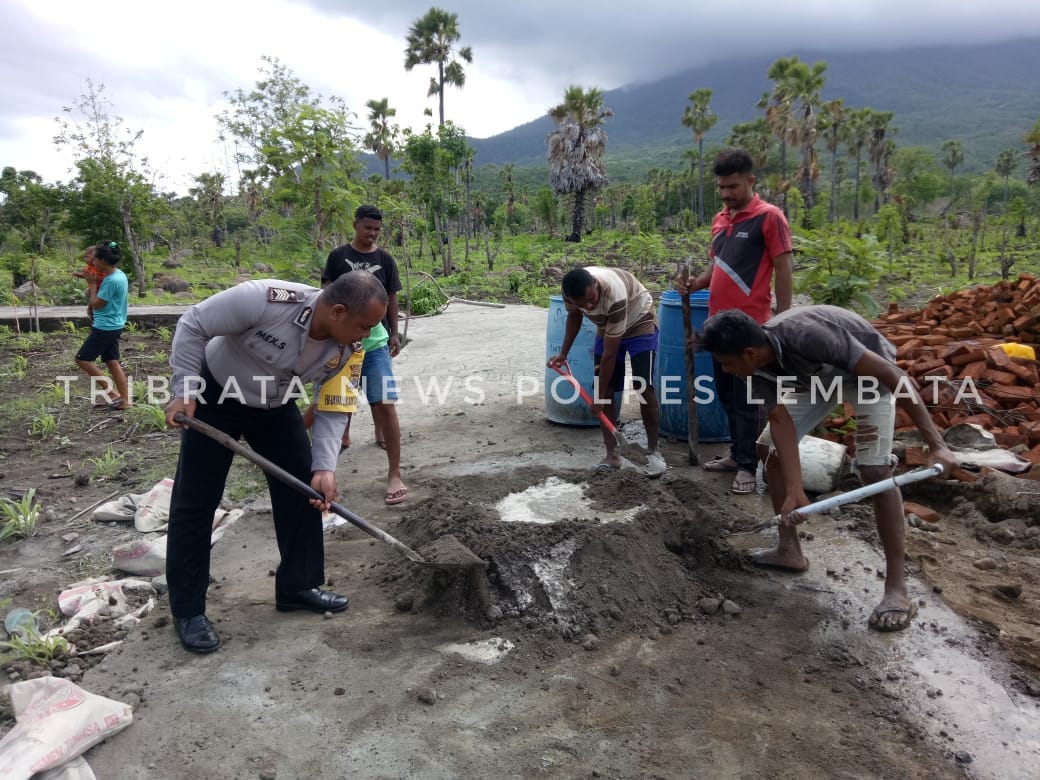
[3,0,1040,193]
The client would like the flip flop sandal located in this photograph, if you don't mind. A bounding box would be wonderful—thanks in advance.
[730,471,756,494]
[592,462,620,472]
[703,455,739,473]
[384,487,408,505]
[868,604,918,632]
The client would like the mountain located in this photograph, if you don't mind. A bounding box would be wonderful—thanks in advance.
[466,37,1040,178]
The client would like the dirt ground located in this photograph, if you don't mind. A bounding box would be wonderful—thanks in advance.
[2,303,1040,779]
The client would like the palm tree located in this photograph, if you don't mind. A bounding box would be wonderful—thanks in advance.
[995,148,1017,210]
[500,163,517,224]
[995,148,1018,279]
[728,118,772,179]
[820,99,844,222]
[843,107,872,220]
[867,110,896,213]
[364,98,399,180]
[681,88,718,226]
[787,59,828,213]
[758,57,800,212]
[547,86,613,243]
[941,139,964,200]
[189,172,227,246]
[403,7,473,127]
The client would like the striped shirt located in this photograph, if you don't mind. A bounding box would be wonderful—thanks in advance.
[565,267,656,339]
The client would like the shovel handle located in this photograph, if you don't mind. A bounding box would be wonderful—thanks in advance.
[761,463,945,529]
[172,412,428,564]
[548,361,621,435]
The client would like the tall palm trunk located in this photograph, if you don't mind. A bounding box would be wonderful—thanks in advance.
[569,188,586,242]
[437,61,445,127]
[852,150,863,221]
[696,138,706,226]
[828,144,839,222]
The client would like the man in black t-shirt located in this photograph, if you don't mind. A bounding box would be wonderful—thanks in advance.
[321,205,408,505]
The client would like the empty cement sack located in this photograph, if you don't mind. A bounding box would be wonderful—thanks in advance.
[0,676,133,779]
[93,477,173,532]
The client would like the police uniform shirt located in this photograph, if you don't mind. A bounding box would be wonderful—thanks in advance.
[170,279,359,472]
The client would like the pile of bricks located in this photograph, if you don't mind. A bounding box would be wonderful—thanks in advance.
[823,274,1040,470]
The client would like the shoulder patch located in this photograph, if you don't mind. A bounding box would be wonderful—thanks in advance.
[268,287,302,303]
[295,306,313,327]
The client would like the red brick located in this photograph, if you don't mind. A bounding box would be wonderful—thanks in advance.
[982,369,1021,386]
[904,447,928,466]
[958,361,988,381]
[903,501,940,524]
[911,357,949,376]
[950,349,987,367]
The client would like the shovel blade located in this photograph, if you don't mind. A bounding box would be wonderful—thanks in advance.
[415,534,486,570]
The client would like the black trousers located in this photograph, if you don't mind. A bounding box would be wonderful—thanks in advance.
[712,356,766,474]
[166,372,324,618]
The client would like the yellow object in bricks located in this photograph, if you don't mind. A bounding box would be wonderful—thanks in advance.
[997,343,1036,360]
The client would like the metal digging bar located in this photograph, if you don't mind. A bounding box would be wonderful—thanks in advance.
[173,412,483,570]
[746,464,945,533]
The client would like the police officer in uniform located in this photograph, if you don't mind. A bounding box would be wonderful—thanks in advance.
[164,271,388,653]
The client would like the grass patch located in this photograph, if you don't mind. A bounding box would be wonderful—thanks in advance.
[0,488,41,541]
[88,447,127,479]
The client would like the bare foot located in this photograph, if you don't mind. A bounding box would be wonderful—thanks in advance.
[751,547,810,571]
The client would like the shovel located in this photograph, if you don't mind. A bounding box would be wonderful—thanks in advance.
[678,263,700,465]
[746,463,945,533]
[548,361,649,466]
[173,412,483,570]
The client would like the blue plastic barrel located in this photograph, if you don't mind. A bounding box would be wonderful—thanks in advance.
[545,295,610,426]
[653,289,730,442]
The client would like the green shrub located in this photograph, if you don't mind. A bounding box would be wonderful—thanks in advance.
[406,283,447,315]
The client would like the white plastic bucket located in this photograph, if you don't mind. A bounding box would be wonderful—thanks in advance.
[798,435,847,494]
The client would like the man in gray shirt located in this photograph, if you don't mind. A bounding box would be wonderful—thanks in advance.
[700,306,956,632]
[164,272,387,653]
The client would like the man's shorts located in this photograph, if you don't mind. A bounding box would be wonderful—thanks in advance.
[359,345,399,404]
[75,328,123,363]
[593,330,658,394]
[756,382,896,468]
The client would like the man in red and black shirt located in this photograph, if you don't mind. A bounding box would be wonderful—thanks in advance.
[682,148,793,494]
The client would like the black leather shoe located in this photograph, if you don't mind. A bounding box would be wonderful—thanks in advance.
[175,614,221,654]
[275,588,349,614]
